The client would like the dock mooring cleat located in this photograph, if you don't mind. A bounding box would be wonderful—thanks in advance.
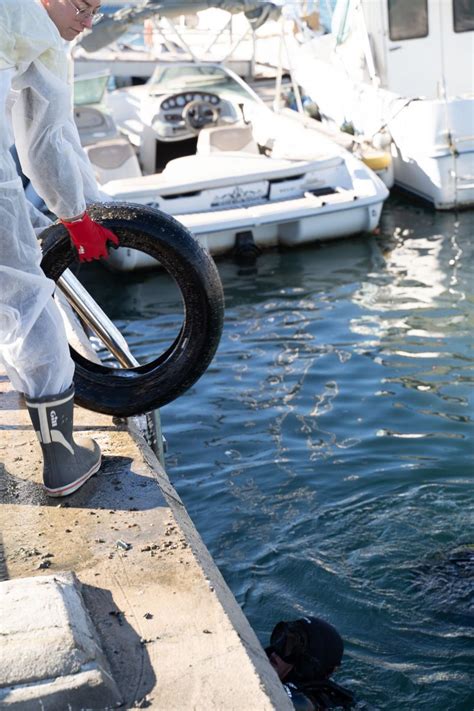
[25,384,101,497]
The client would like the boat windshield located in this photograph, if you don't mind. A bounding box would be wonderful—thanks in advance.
[148,65,255,102]
[74,73,109,106]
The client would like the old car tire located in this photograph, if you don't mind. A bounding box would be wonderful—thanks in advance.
[40,202,224,417]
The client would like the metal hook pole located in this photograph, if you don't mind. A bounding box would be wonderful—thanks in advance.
[58,269,138,368]
[57,268,166,466]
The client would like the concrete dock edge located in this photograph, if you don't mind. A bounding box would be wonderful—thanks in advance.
[0,375,293,710]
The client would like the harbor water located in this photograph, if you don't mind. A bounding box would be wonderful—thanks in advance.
[81,195,474,710]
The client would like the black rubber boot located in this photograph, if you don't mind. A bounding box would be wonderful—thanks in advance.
[25,384,101,497]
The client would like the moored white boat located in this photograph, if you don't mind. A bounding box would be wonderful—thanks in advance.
[287,0,474,210]
[74,62,388,271]
[101,151,385,270]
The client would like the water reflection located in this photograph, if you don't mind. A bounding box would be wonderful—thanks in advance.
[82,197,474,710]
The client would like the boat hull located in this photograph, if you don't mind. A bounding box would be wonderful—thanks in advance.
[105,191,385,271]
[292,48,474,210]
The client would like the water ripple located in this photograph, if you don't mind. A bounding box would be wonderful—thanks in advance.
[83,197,474,711]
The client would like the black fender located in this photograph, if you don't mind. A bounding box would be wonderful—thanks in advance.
[40,202,224,417]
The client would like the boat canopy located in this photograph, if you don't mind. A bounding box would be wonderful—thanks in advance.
[79,1,281,52]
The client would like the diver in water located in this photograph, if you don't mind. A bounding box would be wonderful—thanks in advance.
[266,616,355,710]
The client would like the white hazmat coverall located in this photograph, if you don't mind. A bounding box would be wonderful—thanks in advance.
[0,0,102,398]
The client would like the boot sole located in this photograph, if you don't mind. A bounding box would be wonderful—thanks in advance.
[44,456,102,498]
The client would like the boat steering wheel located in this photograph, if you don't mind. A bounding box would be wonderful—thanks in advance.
[182,99,219,133]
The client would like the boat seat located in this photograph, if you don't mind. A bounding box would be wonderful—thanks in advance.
[197,122,260,155]
[85,137,142,184]
[74,106,118,146]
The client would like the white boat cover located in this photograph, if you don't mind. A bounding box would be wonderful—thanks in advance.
[79,1,281,52]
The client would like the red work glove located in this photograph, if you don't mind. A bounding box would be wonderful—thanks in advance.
[61,212,119,263]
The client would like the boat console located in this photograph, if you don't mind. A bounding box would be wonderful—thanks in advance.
[144,91,238,141]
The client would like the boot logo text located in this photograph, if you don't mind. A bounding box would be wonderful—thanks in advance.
[50,410,58,428]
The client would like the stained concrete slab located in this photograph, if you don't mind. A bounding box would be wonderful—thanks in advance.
[0,374,293,710]
[0,573,121,709]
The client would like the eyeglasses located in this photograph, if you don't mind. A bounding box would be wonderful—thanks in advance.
[66,0,103,25]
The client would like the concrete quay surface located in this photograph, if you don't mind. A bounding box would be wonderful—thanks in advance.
[0,373,292,711]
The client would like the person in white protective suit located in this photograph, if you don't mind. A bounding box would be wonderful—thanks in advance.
[0,0,120,497]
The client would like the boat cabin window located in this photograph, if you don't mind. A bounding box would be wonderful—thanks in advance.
[453,0,474,32]
[387,0,428,40]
